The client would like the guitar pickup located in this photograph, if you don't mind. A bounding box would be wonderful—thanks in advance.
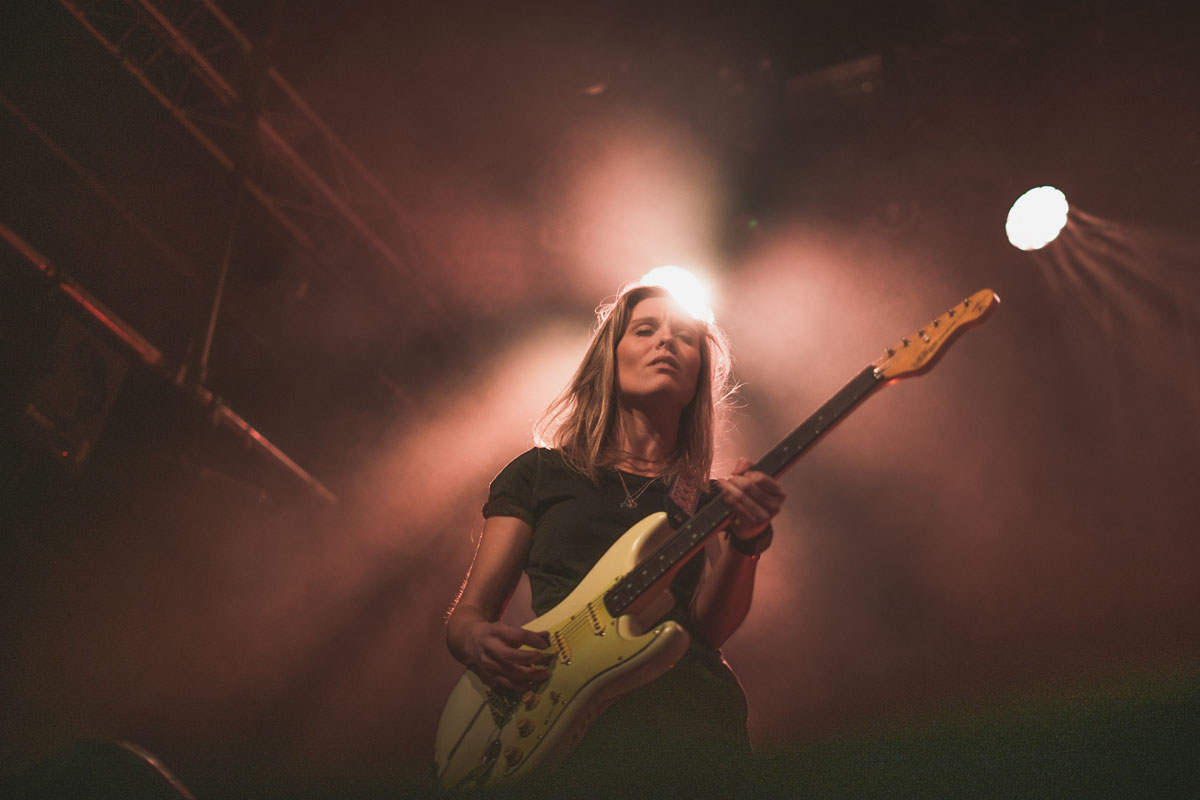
[552,631,572,664]
[585,602,606,635]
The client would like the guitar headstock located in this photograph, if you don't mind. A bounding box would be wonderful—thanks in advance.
[873,289,999,382]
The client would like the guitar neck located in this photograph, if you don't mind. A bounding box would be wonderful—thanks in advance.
[602,287,1000,618]
[603,365,882,617]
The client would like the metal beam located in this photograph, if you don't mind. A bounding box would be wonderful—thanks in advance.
[57,0,428,300]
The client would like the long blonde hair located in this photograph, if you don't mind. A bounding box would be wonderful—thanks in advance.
[536,284,734,486]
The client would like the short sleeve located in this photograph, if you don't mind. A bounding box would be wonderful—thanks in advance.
[481,448,541,526]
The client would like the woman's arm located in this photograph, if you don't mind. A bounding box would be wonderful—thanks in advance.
[687,457,785,649]
[446,515,550,690]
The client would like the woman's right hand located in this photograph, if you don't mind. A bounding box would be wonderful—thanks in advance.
[462,619,552,691]
[446,515,549,691]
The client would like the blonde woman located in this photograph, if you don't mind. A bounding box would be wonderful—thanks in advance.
[446,283,784,795]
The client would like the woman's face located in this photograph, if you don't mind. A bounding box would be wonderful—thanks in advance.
[615,295,703,412]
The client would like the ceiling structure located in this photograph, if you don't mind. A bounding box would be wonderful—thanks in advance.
[2,0,1198,796]
[6,0,1187,489]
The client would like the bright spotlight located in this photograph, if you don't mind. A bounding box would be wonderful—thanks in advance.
[1006,186,1069,251]
[639,265,715,323]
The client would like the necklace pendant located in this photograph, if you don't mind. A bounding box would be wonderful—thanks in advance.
[615,469,652,510]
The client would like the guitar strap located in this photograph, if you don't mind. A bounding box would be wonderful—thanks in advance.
[666,473,703,528]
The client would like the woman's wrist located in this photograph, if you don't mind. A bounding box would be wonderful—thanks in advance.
[726,524,773,558]
[447,608,489,666]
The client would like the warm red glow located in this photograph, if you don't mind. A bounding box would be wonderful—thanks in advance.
[538,113,723,299]
[348,323,588,543]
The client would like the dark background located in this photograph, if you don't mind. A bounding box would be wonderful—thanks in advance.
[2,1,1198,796]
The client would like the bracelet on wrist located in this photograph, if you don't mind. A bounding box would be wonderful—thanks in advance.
[727,524,773,557]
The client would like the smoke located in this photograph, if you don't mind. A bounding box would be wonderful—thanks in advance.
[534,111,725,296]
[4,3,1199,795]
[684,211,1200,746]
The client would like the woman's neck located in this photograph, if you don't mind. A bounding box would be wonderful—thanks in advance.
[610,406,679,476]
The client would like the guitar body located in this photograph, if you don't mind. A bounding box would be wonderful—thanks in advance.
[434,511,692,790]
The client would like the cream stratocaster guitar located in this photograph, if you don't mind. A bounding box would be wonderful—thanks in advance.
[434,289,999,790]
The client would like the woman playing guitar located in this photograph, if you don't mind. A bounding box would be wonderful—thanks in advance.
[445,281,785,796]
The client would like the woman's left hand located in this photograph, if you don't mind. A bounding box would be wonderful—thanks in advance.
[717,457,786,541]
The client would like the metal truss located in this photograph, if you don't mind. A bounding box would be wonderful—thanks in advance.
[1,220,338,503]
[57,0,425,306]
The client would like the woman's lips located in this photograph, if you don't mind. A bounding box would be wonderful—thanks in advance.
[650,356,680,370]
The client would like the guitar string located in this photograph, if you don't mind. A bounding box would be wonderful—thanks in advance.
[541,476,669,654]
[549,519,717,651]
[553,545,687,645]
[547,520,705,652]
[553,593,607,646]
[541,576,674,660]
[539,482,716,656]
[538,590,618,662]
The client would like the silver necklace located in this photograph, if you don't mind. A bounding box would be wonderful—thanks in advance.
[616,470,656,509]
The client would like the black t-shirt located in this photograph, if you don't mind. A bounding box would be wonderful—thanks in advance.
[483,447,753,796]
[483,447,704,620]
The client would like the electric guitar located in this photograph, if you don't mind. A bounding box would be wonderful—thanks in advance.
[434,289,1000,790]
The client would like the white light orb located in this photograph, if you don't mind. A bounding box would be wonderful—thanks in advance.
[1006,186,1069,251]
[638,265,715,323]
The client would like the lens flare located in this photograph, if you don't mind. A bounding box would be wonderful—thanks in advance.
[638,265,715,323]
[1006,186,1069,251]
